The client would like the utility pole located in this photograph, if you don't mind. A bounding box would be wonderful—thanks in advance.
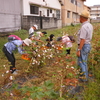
[76,0,77,24]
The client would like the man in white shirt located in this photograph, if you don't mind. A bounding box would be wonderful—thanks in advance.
[77,10,93,82]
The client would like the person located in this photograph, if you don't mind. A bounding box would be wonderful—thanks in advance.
[30,31,47,44]
[57,34,75,57]
[29,25,38,38]
[46,34,55,47]
[77,10,93,82]
[2,38,32,74]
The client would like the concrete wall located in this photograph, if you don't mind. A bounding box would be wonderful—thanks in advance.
[22,16,61,30]
[0,0,21,33]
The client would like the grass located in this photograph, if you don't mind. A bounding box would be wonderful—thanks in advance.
[0,23,100,100]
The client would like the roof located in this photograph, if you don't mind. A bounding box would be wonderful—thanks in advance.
[84,5,91,9]
[90,5,100,8]
[81,0,86,1]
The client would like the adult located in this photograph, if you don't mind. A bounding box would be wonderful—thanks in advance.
[29,24,38,38]
[77,10,93,81]
[3,38,32,74]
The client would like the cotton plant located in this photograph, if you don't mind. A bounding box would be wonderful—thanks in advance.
[30,45,55,67]
[1,65,9,77]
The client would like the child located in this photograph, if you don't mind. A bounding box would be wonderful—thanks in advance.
[2,38,32,74]
[57,35,75,58]
[29,25,38,38]
[46,34,55,47]
[30,31,47,44]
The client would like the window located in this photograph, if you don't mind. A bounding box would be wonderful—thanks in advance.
[77,2,81,7]
[50,9,52,13]
[30,5,39,14]
[47,9,49,16]
[56,10,60,19]
[67,11,70,18]
[75,0,77,5]
[71,0,74,4]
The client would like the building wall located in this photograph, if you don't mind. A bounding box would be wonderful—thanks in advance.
[90,5,100,17]
[90,5,100,22]
[21,16,62,30]
[22,0,61,16]
[22,0,62,29]
[61,0,85,26]
[0,0,21,33]
[84,5,90,11]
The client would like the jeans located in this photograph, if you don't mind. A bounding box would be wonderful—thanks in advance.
[78,44,91,80]
[3,46,16,73]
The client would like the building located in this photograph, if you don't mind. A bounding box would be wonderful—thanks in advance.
[84,5,90,12]
[21,0,62,30]
[90,5,100,20]
[61,0,86,26]
[0,0,88,33]
[0,0,62,33]
[0,0,21,33]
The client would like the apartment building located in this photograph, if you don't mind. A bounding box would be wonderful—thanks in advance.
[84,5,90,12]
[21,0,62,30]
[90,5,100,20]
[61,0,86,26]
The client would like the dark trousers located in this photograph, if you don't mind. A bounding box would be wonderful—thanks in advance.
[3,46,16,73]
[66,48,71,55]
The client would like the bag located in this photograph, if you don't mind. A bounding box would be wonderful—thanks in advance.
[8,35,21,42]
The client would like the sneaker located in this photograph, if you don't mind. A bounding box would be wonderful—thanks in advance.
[16,69,19,72]
[12,71,18,75]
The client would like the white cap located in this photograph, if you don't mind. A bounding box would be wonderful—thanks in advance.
[33,24,38,29]
[23,38,32,46]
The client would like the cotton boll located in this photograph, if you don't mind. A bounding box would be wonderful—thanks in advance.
[3,65,5,67]
[38,54,41,57]
[10,93,13,96]
[36,49,38,52]
[32,63,35,65]
[71,67,74,69]
[35,61,38,64]
[42,44,45,46]
[2,74,4,77]
[57,51,59,53]
[44,50,47,53]
[6,70,9,73]
[9,76,13,80]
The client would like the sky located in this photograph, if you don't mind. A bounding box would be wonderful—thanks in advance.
[84,0,100,7]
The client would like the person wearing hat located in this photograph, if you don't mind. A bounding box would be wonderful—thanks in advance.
[77,10,93,82]
[30,31,47,44]
[2,38,32,74]
[29,24,38,38]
